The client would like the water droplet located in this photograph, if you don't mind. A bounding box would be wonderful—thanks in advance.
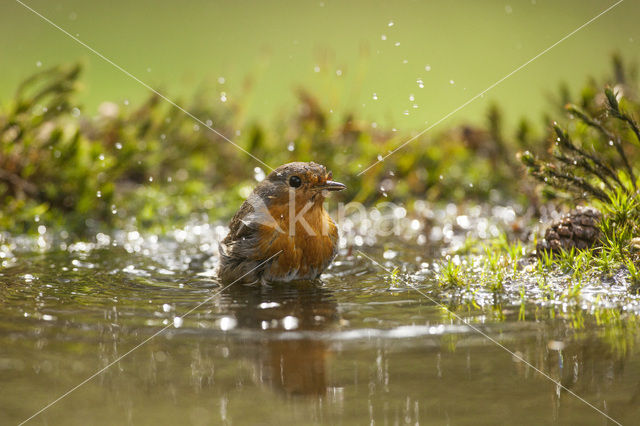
[381,34,387,41]
[218,76,225,84]
[283,316,299,330]
[372,93,378,100]
[336,69,342,76]
[547,340,564,351]
[394,42,400,47]
[409,94,415,101]
[96,191,102,198]
[220,92,227,102]
[609,140,614,146]
[417,79,424,88]
[36,61,42,67]
[115,142,123,150]
[173,316,183,328]
[206,119,213,127]
[146,67,151,72]
[287,141,295,151]
[383,250,397,259]
[124,99,129,106]
[254,167,266,182]
[37,225,46,235]
[388,20,394,27]
[219,316,237,331]
[163,303,171,312]
[425,65,431,72]
[449,80,455,85]
[314,65,320,72]
[98,154,105,161]
[505,5,513,14]
[71,107,81,117]
[97,233,110,245]
[402,59,408,64]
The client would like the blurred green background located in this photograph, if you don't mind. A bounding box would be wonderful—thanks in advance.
[2,0,638,131]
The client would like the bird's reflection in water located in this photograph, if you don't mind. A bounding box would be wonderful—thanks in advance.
[222,281,338,397]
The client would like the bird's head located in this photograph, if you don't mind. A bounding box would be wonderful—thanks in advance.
[257,162,345,210]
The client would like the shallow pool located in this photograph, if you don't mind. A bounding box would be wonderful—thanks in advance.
[1,229,638,425]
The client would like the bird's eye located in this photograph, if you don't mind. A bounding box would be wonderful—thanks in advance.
[289,175,302,188]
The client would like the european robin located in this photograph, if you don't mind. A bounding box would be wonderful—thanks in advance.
[219,162,346,284]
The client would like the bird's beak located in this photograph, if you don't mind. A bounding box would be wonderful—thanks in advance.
[318,180,346,191]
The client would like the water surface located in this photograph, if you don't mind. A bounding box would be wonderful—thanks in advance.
[1,229,639,425]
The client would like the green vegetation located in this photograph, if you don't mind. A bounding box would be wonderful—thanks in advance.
[425,55,640,301]
[520,55,640,288]
[0,62,541,236]
[2,55,640,303]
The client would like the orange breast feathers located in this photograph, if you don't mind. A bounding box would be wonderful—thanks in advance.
[255,199,338,279]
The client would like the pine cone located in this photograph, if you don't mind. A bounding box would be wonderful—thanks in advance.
[536,206,602,254]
